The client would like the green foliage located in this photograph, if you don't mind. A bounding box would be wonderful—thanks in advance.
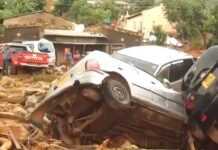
[163,0,208,40]
[128,0,155,14]
[66,0,119,25]
[206,4,218,47]
[0,0,44,20]
[54,0,74,16]
[153,25,167,45]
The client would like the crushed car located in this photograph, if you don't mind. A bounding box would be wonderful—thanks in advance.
[27,46,194,148]
[183,45,218,146]
[0,43,49,75]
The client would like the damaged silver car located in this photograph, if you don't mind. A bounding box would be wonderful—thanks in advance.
[27,46,194,148]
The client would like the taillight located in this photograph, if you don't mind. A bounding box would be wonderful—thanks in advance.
[85,60,100,71]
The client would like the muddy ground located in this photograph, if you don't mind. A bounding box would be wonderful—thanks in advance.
[0,69,142,150]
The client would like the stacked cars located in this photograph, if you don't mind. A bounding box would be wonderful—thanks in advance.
[28,46,194,148]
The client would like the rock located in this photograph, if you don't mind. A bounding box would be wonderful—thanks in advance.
[0,76,16,88]
[13,107,27,117]
[25,95,39,108]
[0,92,7,99]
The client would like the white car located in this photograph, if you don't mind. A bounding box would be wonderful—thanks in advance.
[23,39,56,66]
[28,46,194,147]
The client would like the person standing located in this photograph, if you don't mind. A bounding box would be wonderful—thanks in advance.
[3,47,14,75]
[73,50,81,64]
[64,48,73,70]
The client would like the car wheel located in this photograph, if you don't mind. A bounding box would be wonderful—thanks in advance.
[207,121,218,144]
[103,78,131,110]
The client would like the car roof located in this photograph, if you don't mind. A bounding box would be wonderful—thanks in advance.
[117,45,192,66]
[0,43,28,47]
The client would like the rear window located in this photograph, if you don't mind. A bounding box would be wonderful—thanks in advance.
[7,46,27,52]
[113,53,158,75]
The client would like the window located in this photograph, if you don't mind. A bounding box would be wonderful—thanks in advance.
[38,42,52,53]
[26,44,34,50]
[157,59,193,83]
[157,65,170,82]
[113,53,158,75]
[170,59,193,82]
[7,46,27,52]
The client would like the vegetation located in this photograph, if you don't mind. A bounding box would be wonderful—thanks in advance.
[153,25,167,45]
[127,0,155,14]
[163,0,218,48]
[55,0,120,25]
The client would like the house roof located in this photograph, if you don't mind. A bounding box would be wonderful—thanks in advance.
[44,29,107,38]
[3,11,75,30]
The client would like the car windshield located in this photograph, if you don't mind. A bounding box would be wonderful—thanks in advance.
[113,53,158,75]
[38,42,54,53]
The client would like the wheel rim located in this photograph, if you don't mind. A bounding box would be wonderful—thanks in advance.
[111,85,129,104]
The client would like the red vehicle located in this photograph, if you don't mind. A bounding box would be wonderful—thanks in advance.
[0,43,49,74]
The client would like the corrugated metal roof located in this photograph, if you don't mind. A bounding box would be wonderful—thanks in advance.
[44,29,107,38]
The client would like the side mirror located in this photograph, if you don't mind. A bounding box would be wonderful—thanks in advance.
[163,78,171,88]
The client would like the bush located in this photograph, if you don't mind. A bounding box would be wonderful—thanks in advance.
[153,25,167,45]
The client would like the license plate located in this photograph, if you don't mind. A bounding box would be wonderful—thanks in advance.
[202,73,216,89]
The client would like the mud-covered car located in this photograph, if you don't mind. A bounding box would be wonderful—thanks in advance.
[27,46,194,148]
[183,46,218,144]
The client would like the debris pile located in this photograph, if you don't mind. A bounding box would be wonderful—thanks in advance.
[0,73,142,150]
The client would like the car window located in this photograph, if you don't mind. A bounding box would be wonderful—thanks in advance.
[113,53,158,75]
[7,46,28,52]
[26,44,34,50]
[157,59,193,83]
[157,65,170,82]
[38,42,52,53]
[170,59,193,82]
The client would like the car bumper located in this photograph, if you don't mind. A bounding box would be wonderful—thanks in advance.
[18,63,48,68]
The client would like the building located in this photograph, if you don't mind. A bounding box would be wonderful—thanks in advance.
[119,4,176,40]
[2,12,143,65]
[43,29,108,64]
[87,25,143,53]
[2,12,109,65]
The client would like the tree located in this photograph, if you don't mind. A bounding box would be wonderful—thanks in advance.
[128,0,155,14]
[206,4,218,47]
[0,0,44,19]
[67,0,120,25]
[54,0,74,16]
[153,25,167,45]
[163,0,209,47]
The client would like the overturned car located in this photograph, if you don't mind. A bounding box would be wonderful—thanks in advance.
[27,46,194,148]
[183,46,218,146]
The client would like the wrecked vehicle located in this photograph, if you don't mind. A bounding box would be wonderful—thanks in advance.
[0,43,49,74]
[183,46,218,145]
[27,46,194,148]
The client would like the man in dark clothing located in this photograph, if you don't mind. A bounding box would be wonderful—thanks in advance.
[3,47,14,75]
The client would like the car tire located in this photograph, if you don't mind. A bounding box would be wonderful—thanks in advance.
[103,78,131,110]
